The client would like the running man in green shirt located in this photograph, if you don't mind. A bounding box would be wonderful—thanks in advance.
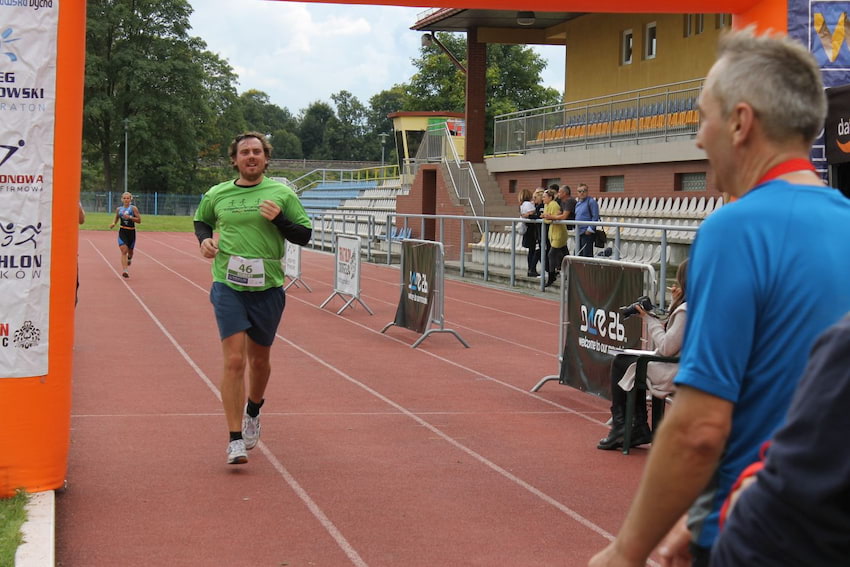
[194,131,312,465]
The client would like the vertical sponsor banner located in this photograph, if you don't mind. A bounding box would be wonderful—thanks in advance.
[0,1,85,496]
[825,84,850,163]
[393,240,436,333]
[335,234,360,296]
[559,262,643,398]
[788,0,850,171]
[0,2,57,378]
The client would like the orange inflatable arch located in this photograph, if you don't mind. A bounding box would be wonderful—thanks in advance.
[0,0,783,497]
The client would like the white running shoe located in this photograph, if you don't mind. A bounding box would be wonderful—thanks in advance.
[226,439,248,464]
[242,407,260,450]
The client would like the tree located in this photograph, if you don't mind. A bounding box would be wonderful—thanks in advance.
[403,32,561,152]
[299,101,338,160]
[328,90,368,160]
[270,129,302,159]
[239,90,297,137]
[83,0,241,194]
[367,86,407,164]
[405,33,466,114]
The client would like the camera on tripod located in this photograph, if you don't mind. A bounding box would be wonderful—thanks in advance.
[619,295,655,320]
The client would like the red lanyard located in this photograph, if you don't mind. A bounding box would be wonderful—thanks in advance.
[755,158,816,187]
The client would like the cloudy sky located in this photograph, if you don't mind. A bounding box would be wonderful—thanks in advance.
[188,0,565,115]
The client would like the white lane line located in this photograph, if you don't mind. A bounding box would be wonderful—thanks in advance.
[120,240,627,549]
[144,237,605,424]
[86,240,369,567]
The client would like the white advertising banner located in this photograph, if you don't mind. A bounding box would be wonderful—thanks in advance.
[283,240,300,278]
[335,234,360,296]
[0,2,58,378]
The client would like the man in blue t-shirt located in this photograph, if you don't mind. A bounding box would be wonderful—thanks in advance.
[590,29,850,567]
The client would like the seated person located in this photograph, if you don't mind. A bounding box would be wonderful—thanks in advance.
[597,259,688,450]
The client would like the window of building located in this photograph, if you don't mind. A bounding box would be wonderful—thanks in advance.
[602,175,625,193]
[644,22,657,59]
[621,29,633,65]
[676,172,707,192]
[684,14,705,37]
[716,13,732,28]
[509,179,517,194]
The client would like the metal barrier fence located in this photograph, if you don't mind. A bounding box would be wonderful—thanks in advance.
[304,211,699,302]
[381,213,699,304]
[81,191,203,216]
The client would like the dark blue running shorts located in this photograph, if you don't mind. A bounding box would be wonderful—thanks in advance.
[118,228,136,249]
[209,282,285,346]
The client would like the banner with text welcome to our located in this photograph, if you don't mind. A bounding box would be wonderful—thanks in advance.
[559,261,644,399]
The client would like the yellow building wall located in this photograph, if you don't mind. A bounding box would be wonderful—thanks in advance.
[561,13,725,102]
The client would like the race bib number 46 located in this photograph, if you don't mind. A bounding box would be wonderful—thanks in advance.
[226,255,265,287]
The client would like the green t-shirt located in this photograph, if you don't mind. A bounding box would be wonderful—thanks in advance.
[194,177,312,291]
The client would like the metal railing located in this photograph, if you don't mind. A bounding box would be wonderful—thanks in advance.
[307,212,379,262]
[493,79,704,156]
[287,164,401,194]
[408,123,485,232]
[381,213,698,303]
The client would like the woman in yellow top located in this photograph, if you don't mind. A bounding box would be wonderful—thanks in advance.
[541,188,567,287]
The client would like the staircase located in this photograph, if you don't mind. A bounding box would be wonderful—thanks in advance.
[471,163,516,221]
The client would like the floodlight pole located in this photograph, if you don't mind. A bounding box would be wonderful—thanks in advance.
[379,132,389,170]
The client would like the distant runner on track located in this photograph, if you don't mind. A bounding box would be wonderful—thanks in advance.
[109,191,140,279]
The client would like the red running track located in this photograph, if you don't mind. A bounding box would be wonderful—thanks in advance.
[57,230,657,567]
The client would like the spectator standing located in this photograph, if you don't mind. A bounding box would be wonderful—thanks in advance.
[574,184,599,257]
[548,185,578,245]
[542,188,567,287]
[193,131,312,465]
[518,188,540,277]
[589,29,850,567]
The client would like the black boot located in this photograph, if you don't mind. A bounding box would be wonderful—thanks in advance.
[629,393,653,447]
[597,403,626,450]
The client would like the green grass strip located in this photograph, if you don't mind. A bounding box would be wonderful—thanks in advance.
[0,490,29,567]
[81,212,193,232]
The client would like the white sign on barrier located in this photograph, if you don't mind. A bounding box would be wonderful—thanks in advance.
[0,4,59,378]
[283,240,311,292]
[320,234,373,315]
[336,234,359,297]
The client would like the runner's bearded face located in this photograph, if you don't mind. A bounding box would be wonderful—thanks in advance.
[234,137,268,184]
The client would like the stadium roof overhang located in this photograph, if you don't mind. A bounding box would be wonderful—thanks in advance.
[410,9,581,46]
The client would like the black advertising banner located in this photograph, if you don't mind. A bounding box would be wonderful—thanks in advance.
[825,84,850,164]
[559,261,644,399]
[393,241,437,333]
